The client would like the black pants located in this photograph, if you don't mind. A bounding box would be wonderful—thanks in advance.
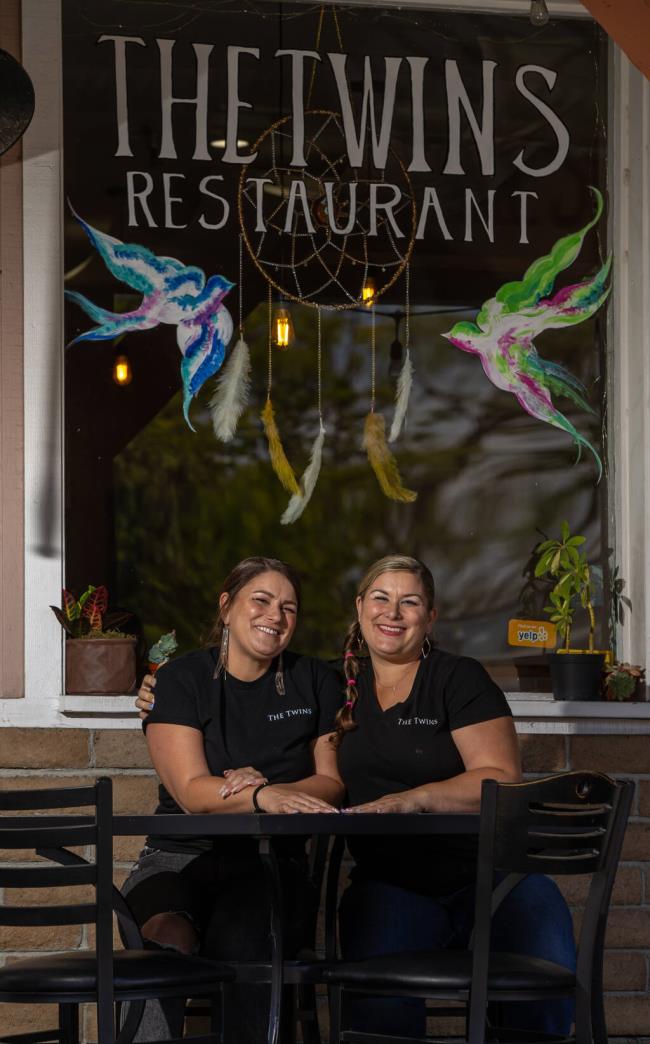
[123,845,316,1044]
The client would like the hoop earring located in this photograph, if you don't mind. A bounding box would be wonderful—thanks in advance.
[219,625,229,674]
[421,635,432,659]
[275,652,285,696]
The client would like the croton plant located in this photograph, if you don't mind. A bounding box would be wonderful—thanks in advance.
[50,585,132,638]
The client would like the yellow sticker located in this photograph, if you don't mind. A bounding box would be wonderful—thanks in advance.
[508,619,557,648]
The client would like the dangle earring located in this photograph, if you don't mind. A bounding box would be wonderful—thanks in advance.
[219,625,230,675]
[421,635,432,659]
[355,625,366,653]
[275,652,285,696]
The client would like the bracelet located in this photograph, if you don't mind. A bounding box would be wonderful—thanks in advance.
[252,781,271,813]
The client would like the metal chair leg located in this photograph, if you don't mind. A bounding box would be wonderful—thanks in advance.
[328,986,342,1044]
[58,1004,79,1044]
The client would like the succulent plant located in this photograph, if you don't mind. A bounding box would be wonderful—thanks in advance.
[148,630,178,668]
[603,662,645,702]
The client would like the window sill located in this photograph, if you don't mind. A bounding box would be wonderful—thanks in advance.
[507,694,650,733]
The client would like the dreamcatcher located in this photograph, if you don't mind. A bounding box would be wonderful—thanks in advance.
[209,5,419,521]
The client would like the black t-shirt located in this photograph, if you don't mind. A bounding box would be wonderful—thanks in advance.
[337,649,511,897]
[143,647,343,853]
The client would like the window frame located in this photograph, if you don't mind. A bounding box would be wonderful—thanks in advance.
[6,0,648,726]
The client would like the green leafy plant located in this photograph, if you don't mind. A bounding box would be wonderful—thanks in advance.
[148,630,178,670]
[50,585,133,639]
[533,521,597,652]
[603,662,645,702]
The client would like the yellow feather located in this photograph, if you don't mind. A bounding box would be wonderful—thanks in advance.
[261,398,300,495]
[363,412,417,503]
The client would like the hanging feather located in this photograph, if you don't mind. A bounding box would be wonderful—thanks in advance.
[388,349,414,442]
[261,398,300,495]
[209,337,251,442]
[281,422,326,524]
[363,412,417,503]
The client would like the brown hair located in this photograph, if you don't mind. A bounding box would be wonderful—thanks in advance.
[332,555,435,747]
[205,556,302,651]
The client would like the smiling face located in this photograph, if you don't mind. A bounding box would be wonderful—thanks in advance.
[357,570,437,664]
[220,569,298,668]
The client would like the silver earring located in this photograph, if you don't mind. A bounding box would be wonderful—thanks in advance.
[219,625,229,673]
[275,652,285,696]
[421,636,431,659]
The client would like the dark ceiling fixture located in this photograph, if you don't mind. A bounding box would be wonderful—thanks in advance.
[0,48,35,157]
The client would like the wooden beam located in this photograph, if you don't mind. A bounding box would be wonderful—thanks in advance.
[580,0,650,80]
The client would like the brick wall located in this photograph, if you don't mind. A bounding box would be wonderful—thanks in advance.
[0,727,649,1041]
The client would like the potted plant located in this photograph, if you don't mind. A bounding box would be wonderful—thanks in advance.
[603,662,645,702]
[533,522,608,700]
[51,585,136,694]
[148,630,178,673]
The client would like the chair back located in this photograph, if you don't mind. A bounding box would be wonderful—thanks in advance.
[469,771,633,1042]
[0,778,115,1041]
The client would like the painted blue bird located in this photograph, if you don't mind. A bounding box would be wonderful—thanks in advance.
[65,206,234,429]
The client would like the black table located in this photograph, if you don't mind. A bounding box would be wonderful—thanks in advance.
[113,813,480,1044]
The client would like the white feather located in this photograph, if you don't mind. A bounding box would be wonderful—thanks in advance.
[281,422,326,524]
[388,349,414,442]
[209,337,251,442]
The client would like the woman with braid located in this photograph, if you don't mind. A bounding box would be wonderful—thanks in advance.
[333,554,576,1040]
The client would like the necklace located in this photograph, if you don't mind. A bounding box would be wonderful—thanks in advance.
[374,661,418,699]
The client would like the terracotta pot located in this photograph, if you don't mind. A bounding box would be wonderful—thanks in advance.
[65,637,137,695]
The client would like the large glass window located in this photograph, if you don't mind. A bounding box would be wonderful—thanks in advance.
[63,0,609,682]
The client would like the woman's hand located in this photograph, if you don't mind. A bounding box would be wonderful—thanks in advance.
[220,766,267,798]
[256,784,340,814]
[342,791,424,814]
[136,674,157,720]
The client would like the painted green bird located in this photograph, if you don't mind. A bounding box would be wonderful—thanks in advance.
[443,188,611,480]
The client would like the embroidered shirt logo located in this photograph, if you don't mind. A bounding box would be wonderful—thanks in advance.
[267,708,313,722]
[397,717,439,727]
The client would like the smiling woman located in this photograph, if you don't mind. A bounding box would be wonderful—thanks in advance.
[121,555,344,1043]
[332,555,576,1041]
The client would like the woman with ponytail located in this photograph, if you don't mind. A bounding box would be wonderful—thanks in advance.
[123,556,344,1043]
[334,554,575,1041]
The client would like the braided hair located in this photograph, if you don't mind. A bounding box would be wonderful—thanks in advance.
[331,555,435,748]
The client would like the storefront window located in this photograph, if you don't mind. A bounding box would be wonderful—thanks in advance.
[63,0,609,677]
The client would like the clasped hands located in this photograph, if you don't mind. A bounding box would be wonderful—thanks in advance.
[220,767,421,815]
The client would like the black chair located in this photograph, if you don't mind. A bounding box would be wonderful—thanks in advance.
[321,770,633,1044]
[0,778,235,1044]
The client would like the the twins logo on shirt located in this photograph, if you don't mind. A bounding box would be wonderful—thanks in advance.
[267,708,313,722]
[397,717,439,727]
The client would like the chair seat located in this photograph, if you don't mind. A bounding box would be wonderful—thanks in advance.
[320,950,576,992]
[0,949,235,995]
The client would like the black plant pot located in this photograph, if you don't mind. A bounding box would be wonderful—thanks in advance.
[548,652,606,701]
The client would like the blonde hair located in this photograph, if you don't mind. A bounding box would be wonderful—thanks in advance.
[331,555,435,747]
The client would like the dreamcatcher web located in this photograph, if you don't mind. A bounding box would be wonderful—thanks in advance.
[238,109,416,310]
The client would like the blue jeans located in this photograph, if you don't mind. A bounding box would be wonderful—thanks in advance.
[339,873,576,1037]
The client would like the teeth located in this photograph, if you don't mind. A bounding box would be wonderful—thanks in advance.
[257,626,279,635]
[379,626,403,634]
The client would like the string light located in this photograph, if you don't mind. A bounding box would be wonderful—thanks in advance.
[529,0,550,26]
[273,305,293,350]
[362,277,376,308]
[112,354,132,386]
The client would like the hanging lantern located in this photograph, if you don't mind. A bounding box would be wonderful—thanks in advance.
[273,306,293,350]
[112,354,132,386]
[362,277,376,308]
